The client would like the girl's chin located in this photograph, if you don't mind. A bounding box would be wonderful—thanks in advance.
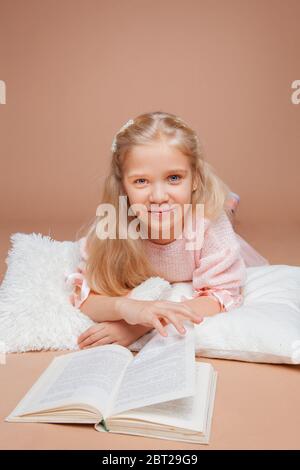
[138,215,183,237]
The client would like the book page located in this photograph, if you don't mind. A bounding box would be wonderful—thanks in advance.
[110,363,214,433]
[6,345,133,420]
[108,322,196,418]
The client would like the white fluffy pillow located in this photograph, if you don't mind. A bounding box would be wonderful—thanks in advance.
[0,233,94,352]
[1,232,300,364]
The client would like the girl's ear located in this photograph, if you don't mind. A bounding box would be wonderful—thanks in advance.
[119,180,126,195]
[193,173,201,191]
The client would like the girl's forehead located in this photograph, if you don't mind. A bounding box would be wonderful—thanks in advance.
[123,144,190,173]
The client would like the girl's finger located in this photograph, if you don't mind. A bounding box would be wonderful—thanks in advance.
[151,316,168,337]
[78,329,94,344]
[78,325,105,343]
[153,310,185,336]
[79,332,108,348]
[83,337,112,349]
[161,312,186,335]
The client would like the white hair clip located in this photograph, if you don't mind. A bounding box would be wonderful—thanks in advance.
[111,118,134,153]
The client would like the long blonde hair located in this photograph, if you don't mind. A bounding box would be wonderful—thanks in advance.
[76,111,232,297]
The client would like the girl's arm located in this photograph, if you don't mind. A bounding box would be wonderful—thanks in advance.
[80,291,155,334]
[80,290,203,337]
[191,210,247,313]
[182,295,222,317]
[79,291,123,322]
[77,319,155,349]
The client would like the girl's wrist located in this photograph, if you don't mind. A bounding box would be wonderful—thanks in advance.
[115,297,151,327]
[133,323,154,335]
[115,297,136,321]
[114,297,126,319]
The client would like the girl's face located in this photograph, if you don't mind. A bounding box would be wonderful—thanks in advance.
[122,141,195,244]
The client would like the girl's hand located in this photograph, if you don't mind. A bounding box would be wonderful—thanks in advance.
[77,320,150,350]
[116,298,203,337]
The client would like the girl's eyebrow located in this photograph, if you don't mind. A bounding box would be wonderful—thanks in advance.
[127,169,188,178]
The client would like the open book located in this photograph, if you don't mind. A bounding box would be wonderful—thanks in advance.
[5,322,217,444]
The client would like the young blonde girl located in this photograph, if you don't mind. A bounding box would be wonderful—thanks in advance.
[66,111,269,349]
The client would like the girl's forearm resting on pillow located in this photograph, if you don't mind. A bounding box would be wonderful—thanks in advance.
[79,290,222,324]
[182,295,222,317]
[79,292,158,333]
[79,292,123,322]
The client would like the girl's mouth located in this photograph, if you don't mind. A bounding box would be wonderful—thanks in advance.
[148,204,175,213]
[148,208,174,219]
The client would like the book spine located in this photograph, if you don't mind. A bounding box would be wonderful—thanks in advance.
[99,418,109,432]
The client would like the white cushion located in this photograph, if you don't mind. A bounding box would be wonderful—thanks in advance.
[0,233,94,353]
[0,232,300,364]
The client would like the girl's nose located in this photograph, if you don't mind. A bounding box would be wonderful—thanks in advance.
[149,185,169,203]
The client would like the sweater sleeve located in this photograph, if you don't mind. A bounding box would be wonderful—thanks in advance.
[65,237,91,309]
[192,210,247,312]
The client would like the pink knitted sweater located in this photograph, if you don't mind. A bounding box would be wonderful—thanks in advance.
[65,210,269,313]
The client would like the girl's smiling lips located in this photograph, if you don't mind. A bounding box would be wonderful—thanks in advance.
[148,205,175,213]
[147,206,176,220]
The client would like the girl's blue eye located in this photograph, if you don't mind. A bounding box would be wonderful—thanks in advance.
[169,175,181,182]
[134,175,182,185]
